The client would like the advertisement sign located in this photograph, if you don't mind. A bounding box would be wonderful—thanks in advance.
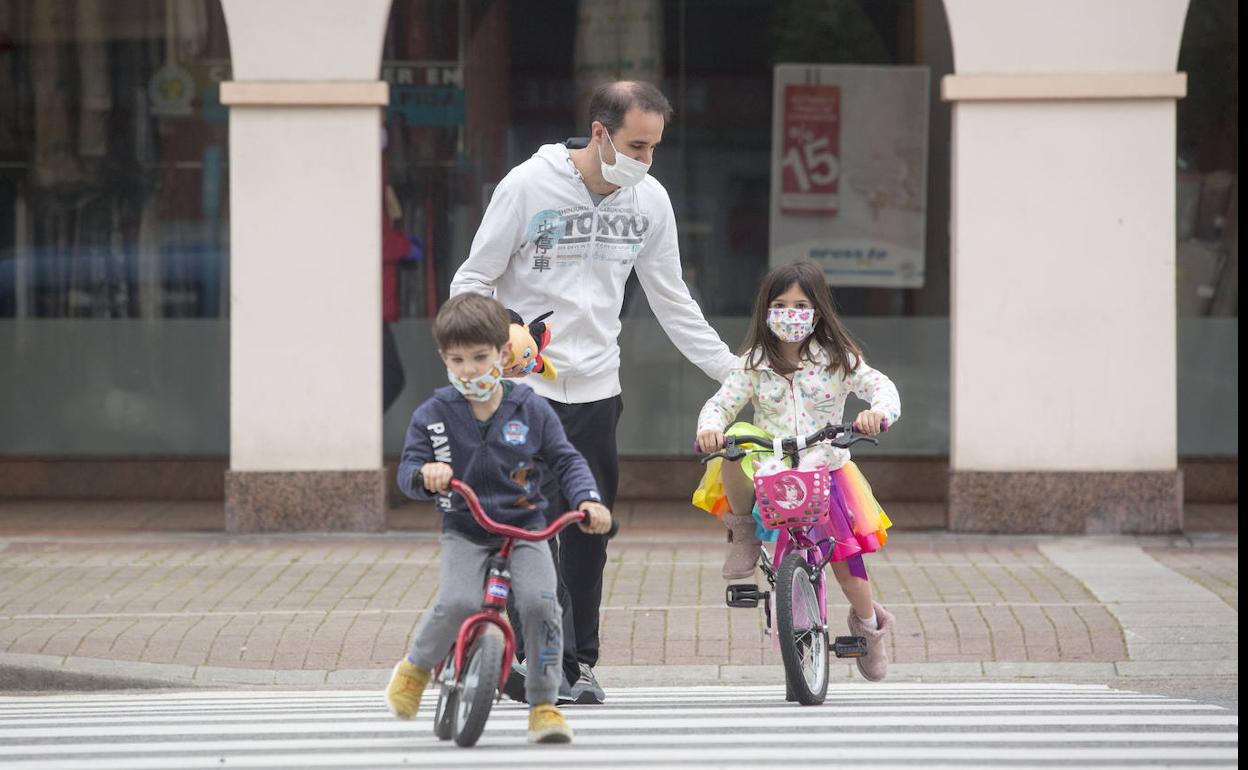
[770,65,929,288]
[780,85,841,214]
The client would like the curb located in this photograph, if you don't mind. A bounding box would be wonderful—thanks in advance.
[2,653,1236,692]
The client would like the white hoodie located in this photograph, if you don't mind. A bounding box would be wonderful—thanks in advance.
[451,143,737,404]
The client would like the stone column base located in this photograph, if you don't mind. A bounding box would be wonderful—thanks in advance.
[225,470,386,533]
[948,470,1183,534]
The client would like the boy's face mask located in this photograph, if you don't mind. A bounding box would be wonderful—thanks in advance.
[447,361,503,401]
[767,307,816,343]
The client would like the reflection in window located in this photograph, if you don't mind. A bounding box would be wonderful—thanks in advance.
[1176,0,1238,318]
[380,1,946,321]
[0,0,231,319]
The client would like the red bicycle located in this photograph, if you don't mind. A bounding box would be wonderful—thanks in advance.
[430,479,589,747]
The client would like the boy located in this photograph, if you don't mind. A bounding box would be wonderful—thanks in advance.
[386,293,612,744]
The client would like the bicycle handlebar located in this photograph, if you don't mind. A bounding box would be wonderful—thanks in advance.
[698,421,885,465]
[449,479,589,541]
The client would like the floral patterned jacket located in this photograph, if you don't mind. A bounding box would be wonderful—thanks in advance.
[697,346,901,471]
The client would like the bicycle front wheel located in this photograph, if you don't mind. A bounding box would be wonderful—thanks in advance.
[775,551,829,705]
[453,632,503,747]
[432,659,455,740]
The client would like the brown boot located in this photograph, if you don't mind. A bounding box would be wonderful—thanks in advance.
[847,602,894,682]
[722,513,761,580]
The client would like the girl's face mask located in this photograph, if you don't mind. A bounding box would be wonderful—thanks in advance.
[767,307,816,343]
[447,361,503,401]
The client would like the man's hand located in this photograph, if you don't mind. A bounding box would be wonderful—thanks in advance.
[696,429,725,453]
[419,462,453,493]
[577,501,612,534]
[852,410,887,437]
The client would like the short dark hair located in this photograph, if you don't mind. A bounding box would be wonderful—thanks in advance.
[588,80,673,133]
[433,293,510,351]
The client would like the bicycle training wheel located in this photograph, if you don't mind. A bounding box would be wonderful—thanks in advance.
[432,660,455,740]
[775,551,829,705]
[452,632,504,747]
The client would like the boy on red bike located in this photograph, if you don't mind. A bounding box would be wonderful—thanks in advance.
[386,293,612,743]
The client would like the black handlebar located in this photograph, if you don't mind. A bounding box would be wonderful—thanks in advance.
[698,422,881,464]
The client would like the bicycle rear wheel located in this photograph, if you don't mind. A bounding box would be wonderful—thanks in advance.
[453,632,503,747]
[775,551,829,705]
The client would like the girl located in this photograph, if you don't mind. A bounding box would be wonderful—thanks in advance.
[693,259,901,681]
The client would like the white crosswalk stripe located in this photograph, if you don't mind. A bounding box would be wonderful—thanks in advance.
[0,684,1237,769]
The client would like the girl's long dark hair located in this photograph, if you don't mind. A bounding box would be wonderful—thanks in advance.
[741,260,863,375]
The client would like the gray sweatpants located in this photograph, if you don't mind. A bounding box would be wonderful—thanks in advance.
[407,531,562,706]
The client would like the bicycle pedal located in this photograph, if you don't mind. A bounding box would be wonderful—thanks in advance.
[726,583,763,608]
[833,635,869,658]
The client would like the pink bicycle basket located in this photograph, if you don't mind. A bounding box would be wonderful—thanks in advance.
[754,468,830,530]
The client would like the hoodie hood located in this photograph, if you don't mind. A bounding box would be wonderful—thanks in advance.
[536,142,643,213]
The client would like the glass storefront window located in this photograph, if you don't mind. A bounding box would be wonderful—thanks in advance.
[0,1,231,456]
[1175,0,1237,457]
[380,0,956,456]
[379,0,949,322]
[1175,0,1237,319]
[0,0,231,320]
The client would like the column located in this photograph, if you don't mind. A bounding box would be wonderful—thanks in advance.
[220,0,392,532]
[943,0,1190,533]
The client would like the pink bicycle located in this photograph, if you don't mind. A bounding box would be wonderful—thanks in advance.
[700,423,881,705]
[429,479,589,747]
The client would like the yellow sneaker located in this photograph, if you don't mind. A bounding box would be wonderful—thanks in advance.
[385,659,430,719]
[527,703,573,744]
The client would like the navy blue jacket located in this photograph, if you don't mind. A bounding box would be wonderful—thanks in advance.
[397,383,601,542]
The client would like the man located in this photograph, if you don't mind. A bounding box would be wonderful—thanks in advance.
[451,80,736,703]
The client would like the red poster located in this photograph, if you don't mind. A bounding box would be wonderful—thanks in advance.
[780,85,841,214]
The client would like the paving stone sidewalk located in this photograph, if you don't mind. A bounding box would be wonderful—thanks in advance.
[0,500,1236,689]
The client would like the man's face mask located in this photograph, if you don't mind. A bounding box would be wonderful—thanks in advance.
[598,129,650,188]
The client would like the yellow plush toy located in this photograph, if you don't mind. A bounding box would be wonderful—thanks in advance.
[503,310,556,381]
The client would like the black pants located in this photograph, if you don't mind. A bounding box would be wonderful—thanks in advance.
[382,323,406,413]
[512,395,622,684]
